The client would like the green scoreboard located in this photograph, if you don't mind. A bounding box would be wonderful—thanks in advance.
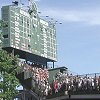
[1,4,57,65]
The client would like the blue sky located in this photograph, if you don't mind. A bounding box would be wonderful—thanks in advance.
[1,0,100,74]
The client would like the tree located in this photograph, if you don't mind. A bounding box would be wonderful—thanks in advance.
[0,50,20,100]
[0,19,9,49]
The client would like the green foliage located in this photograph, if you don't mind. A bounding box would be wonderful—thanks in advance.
[0,20,8,29]
[0,20,2,30]
[0,50,20,100]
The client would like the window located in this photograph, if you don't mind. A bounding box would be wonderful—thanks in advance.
[15,16,19,21]
[28,34,31,37]
[34,15,36,18]
[21,16,23,24]
[3,34,8,38]
[45,28,47,32]
[3,22,8,27]
[27,20,29,27]
[28,9,33,15]
[40,27,43,31]
[33,24,35,28]
[28,44,31,48]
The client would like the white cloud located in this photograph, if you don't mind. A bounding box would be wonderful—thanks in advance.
[40,8,100,26]
[34,0,40,2]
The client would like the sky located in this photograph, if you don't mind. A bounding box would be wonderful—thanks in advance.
[1,0,100,75]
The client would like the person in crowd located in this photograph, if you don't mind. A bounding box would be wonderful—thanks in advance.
[98,76,100,91]
[54,79,58,93]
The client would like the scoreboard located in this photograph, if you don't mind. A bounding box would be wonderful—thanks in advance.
[1,5,57,63]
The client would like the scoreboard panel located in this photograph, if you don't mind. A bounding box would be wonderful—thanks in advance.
[1,5,57,62]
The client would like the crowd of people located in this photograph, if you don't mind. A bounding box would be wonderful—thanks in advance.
[51,72,100,95]
[18,61,100,97]
[18,61,51,96]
